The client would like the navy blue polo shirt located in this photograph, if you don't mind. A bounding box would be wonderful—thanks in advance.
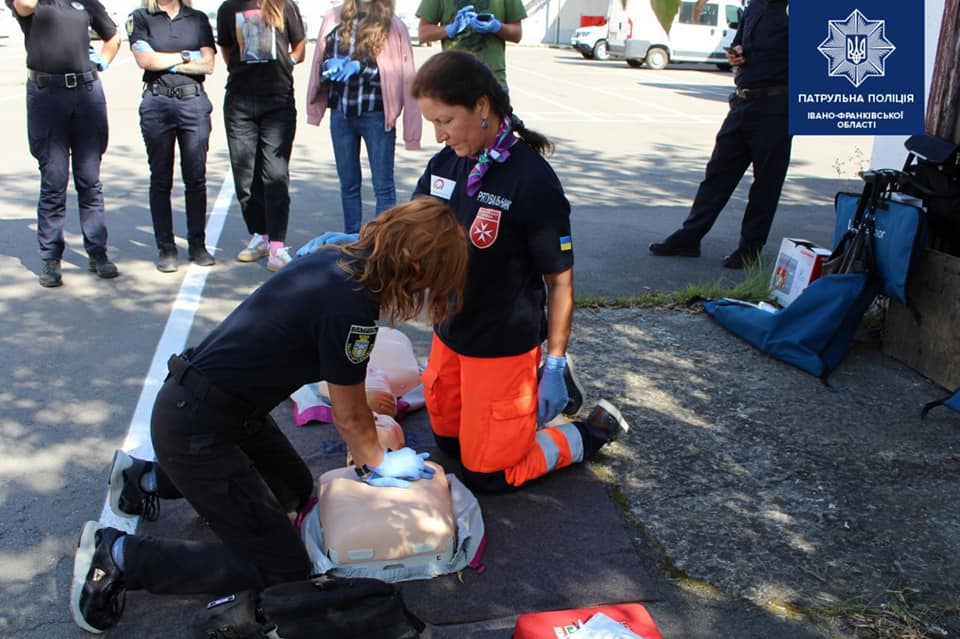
[732,0,788,90]
[127,5,214,87]
[188,249,380,414]
[413,140,574,358]
[7,0,117,74]
[216,0,304,95]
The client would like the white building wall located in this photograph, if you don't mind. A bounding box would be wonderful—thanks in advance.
[520,0,610,45]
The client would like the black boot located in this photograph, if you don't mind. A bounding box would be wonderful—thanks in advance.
[156,246,178,273]
[188,242,215,267]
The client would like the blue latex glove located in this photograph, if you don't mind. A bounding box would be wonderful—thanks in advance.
[131,40,155,53]
[296,232,359,257]
[363,448,435,488]
[469,13,501,33]
[88,47,109,72]
[445,4,476,38]
[538,354,569,423]
[322,56,348,78]
[329,59,361,82]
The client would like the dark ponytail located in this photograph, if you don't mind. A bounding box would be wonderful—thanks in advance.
[411,50,554,156]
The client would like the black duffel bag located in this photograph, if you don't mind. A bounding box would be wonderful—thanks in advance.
[195,575,425,639]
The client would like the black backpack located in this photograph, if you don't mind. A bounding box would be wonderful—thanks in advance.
[194,575,425,639]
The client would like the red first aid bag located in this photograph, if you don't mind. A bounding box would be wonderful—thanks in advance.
[512,603,662,639]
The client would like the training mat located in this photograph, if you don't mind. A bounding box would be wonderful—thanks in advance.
[118,398,656,634]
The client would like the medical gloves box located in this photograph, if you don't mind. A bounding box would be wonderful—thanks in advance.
[770,238,832,308]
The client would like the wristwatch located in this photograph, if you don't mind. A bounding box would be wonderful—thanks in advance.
[180,50,192,62]
[354,464,373,479]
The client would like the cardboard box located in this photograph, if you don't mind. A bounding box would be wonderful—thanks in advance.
[770,238,832,307]
[883,248,960,389]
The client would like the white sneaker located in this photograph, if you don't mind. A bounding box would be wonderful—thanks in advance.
[237,234,268,262]
[267,246,292,272]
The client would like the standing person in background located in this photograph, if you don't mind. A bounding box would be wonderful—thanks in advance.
[127,0,217,273]
[7,0,120,288]
[305,0,421,235]
[416,0,525,88]
[217,0,305,272]
[648,0,790,269]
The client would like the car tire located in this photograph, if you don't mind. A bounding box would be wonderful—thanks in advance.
[593,39,610,61]
[580,51,594,59]
[626,58,643,68]
[716,63,732,71]
[645,46,669,70]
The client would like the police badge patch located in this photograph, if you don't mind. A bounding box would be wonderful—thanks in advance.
[345,324,378,364]
[125,14,135,38]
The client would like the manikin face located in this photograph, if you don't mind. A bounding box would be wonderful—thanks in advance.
[417,96,495,157]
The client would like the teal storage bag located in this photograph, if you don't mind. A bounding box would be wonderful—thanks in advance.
[833,191,926,304]
[703,274,880,380]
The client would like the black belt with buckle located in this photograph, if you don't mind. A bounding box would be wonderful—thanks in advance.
[28,69,98,89]
[166,354,255,417]
[147,83,203,99]
[735,85,788,100]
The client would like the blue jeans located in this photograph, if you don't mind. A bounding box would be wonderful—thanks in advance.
[139,90,213,249]
[224,92,296,242]
[26,78,109,260]
[329,109,397,234]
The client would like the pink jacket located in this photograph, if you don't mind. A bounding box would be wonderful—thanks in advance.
[306,7,422,150]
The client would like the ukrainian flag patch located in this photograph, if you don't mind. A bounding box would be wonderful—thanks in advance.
[559,235,572,251]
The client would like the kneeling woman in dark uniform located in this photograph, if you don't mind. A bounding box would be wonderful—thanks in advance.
[68,199,469,634]
[127,0,217,272]
[7,0,120,287]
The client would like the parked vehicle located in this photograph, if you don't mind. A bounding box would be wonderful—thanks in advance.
[606,0,742,70]
[570,23,610,60]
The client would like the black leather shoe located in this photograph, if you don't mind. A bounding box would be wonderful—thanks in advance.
[584,399,630,444]
[39,259,63,288]
[721,247,761,269]
[648,238,701,257]
[188,243,215,267]
[156,247,178,273]
[88,254,119,279]
[561,354,585,416]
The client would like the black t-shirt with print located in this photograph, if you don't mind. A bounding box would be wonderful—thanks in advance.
[127,5,215,87]
[216,0,304,95]
[7,0,117,74]
[189,249,379,414]
[414,140,574,358]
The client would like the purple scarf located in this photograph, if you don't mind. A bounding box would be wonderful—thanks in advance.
[466,114,515,197]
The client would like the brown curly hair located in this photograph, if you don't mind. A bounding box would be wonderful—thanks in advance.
[336,199,468,324]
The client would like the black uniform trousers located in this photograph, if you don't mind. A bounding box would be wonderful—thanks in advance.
[26,78,109,261]
[223,91,296,243]
[122,362,313,595]
[672,93,793,252]
[139,89,213,250]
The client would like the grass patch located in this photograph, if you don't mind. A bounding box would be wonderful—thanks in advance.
[844,589,958,639]
[576,258,774,311]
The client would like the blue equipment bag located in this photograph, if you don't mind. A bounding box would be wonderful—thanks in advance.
[833,172,927,305]
[921,388,960,419]
[702,274,880,380]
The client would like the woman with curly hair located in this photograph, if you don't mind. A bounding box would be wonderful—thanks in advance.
[69,199,468,634]
[306,0,421,234]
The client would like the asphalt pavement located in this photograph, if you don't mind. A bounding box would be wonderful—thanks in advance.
[0,41,886,638]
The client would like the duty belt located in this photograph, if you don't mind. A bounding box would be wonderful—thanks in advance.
[166,354,255,417]
[147,83,203,99]
[28,69,98,89]
[734,85,788,100]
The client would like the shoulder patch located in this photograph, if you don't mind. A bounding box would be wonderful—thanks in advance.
[344,325,378,364]
[125,14,135,38]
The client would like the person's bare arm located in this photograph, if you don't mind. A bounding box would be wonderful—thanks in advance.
[543,268,574,357]
[418,17,447,44]
[497,20,522,43]
[327,381,385,468]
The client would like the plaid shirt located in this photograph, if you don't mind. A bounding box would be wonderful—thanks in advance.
[323,22,384,117]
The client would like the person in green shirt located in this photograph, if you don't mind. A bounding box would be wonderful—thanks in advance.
[416,0,525,87]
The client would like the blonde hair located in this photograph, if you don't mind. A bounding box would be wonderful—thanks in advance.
[144,0,191,13]
[260,0,286,32]
[337,199,468,325]
[338,0,393,59]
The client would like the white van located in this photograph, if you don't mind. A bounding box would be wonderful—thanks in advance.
[606,0,743,70]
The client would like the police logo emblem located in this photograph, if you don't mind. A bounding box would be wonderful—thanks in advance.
[71,1,85,9]
[345,324,378,364]
[469,207,501,249]
[125,14,135,37]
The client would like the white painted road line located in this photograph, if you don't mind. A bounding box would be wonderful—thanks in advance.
[98,171,234,533]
